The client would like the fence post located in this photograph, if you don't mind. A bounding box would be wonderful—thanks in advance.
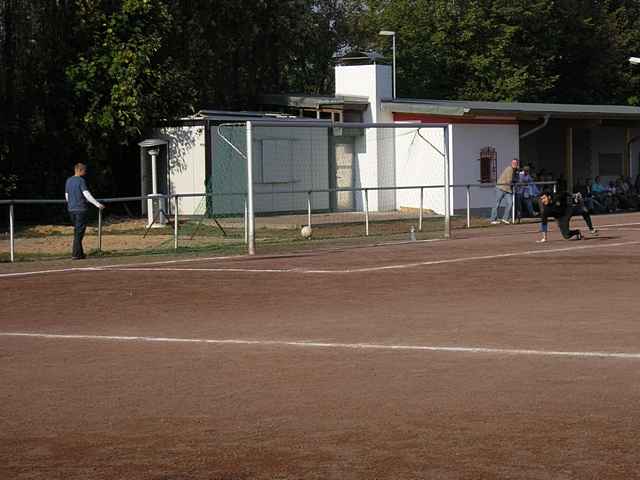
[246,121,256,255]
[466,185,471,229]
[244,197,248,245]
[307,191,312,229]
[173,196,179,250]
[9,203,15,263]
[443,126,451,239]
[512,184,516,223]
[97,207,103,252]
[418,187,424,232]
[364,188,369,236]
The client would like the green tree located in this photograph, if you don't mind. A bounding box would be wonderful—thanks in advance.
[67,0,174,148]
[344,0,640,104]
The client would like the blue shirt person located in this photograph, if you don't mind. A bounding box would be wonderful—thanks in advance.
[64,163,104,259]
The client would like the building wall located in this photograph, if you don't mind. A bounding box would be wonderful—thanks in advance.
[160,124,329,216]
[451,124,520,211]
[159,126,206,215]
[336,64,393,211]
[210,125,330,215]
[590,127,626,184]
[630,128,640,179]
[252,126,329,213]
[394,126,446,214]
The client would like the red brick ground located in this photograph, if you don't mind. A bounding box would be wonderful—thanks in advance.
[2,213,640,479]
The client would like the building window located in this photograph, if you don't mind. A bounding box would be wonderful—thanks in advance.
[479,147,497,183]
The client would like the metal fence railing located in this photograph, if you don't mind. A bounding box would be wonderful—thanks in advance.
[0,181,556,262]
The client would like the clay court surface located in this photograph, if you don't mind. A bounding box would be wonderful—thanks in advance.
[2,213,640,479]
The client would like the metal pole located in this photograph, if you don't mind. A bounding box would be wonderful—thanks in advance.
[246,121,256,255]
[443,126,451,239]
[9,204,15,263]
[307,191,312,228]
[173,196,179,250]
[97,207,102,252]
[244,197,248,245]
[392,34,397,99]
[466,185,471,229]
[149,151,158,226]
[418,187,423,232]
[512,184,516,224]
[364,188,370,236]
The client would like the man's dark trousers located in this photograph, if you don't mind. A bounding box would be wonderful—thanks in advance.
[557,208,580,239]
[69,211,87,258]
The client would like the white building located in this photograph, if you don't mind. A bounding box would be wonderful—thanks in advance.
[141,56,640,216]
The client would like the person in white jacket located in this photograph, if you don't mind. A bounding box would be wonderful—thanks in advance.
[64,163,105,259]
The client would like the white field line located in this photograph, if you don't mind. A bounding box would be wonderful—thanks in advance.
[0,267,88,278]
[108,267,297,273]
[598,227,640,231]
[93,254,240,269]
[102,240,640,274]
[592,220,640,228]
[0,255,242,278]
[1,332,640,360]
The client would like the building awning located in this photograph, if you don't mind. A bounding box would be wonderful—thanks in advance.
[260,94,370,112]
[382,98,640,121]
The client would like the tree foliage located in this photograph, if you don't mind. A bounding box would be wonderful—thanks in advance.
[348,0,640,104]
[2,0,640,198]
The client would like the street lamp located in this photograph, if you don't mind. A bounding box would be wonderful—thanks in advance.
[379,30,396,99]
[629,57,640,65]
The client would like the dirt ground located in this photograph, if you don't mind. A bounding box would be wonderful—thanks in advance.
[2,213,640,479]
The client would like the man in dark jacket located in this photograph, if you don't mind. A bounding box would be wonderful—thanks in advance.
[537,191,583,243]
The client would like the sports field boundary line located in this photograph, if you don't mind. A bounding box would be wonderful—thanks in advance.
[0,255,241,278]
[2,219,639,279]
[98,239,640,274]
[2,332,640,360]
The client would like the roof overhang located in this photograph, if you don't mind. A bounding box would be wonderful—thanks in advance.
[382,99,640,121]
[260,94,370,112]
[158,110,298,126]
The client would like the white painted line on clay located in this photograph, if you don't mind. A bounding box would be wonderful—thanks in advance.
[2,332,640,360]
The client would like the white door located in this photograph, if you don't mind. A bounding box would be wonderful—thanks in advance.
[335,142,354,210]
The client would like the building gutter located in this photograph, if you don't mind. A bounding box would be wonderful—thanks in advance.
[519,114,550,139]
[380,102,468,116]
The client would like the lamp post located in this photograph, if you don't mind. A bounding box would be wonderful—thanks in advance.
[379,30,396,99]
[147,148,167,226]
[138,138,169,226]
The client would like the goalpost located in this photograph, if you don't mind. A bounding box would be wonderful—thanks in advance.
[220,119,451,255]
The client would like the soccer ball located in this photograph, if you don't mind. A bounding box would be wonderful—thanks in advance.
[301,226,312,239]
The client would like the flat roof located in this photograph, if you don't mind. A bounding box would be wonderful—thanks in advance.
[382,98,640,120]
[260,94,370,111]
